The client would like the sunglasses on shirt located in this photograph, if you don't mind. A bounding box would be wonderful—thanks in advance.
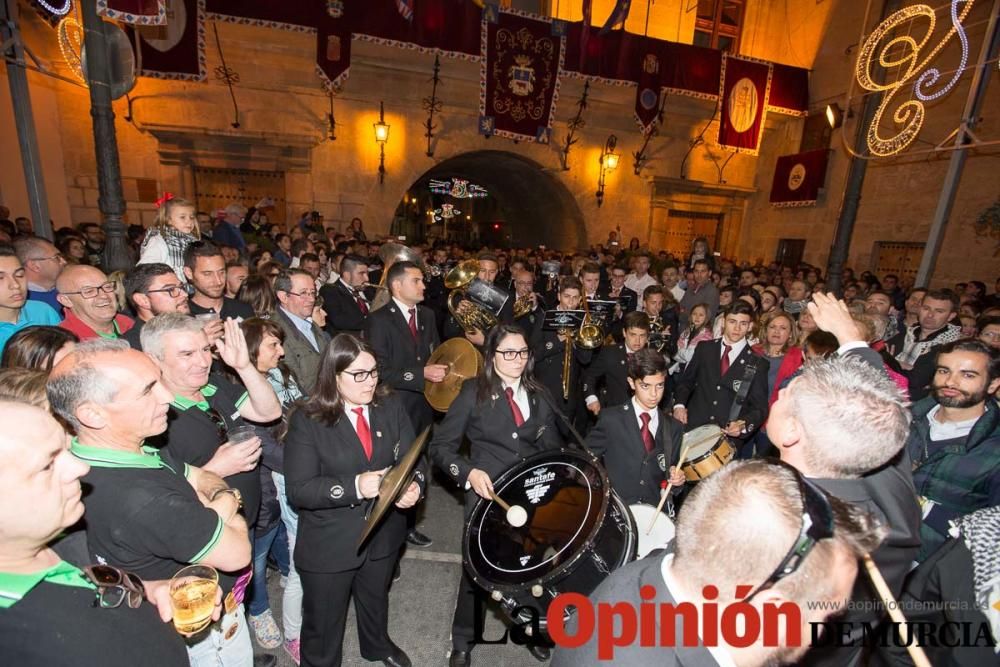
[740,462,835,603]
[83,564,145,609]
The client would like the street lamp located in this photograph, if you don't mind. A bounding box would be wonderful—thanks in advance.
[374,101,390,183]
[596,134,619,207]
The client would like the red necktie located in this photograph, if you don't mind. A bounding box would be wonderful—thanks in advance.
[407,308,418,342]
[639,412,655,452]
[721,343,732,376]
[356,291,369,315]
[505,387,525,427]
[352,407,373,460]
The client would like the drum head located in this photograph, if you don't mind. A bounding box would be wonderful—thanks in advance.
[464,449,609,591]
[683,425,723,460]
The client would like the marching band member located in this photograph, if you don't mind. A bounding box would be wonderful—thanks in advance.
[533,276,593,436]
[583,311,651,415]
[429,324,562,667]
[363,260,441,548]
[586,348,685,507]
[443,252,514,345]
[284,334,424,667]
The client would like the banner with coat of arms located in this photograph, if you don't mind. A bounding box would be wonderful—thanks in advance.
[479,7,566,143]
[769,149,831,208]
[634,46,664,132]
[718,53,773,156]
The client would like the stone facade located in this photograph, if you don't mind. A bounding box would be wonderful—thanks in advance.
[1,0,998,286]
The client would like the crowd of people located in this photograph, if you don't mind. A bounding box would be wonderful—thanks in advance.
[0,199,997,667]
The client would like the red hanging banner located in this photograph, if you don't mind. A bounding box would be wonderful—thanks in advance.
[769,149,831,208]
[479,8,566,143]
[634,45,664,132]
[718,53,772,156]
[126,0,205,81]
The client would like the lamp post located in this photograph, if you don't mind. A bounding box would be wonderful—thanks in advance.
[596,134,619,207]
[373,101,390,184]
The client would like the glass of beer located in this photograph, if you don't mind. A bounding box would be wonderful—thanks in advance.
[169,565,219,635]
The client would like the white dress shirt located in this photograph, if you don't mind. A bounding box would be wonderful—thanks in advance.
[502,378,531,422]
[346,401,372,499]
[625,272,658,297]
[632,397,659,435]
[392,296,417,327]
[661,554,739,667]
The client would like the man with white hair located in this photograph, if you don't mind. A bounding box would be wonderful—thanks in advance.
[766,293,921,666]
[211,204,247,252]
[47,340,256,666]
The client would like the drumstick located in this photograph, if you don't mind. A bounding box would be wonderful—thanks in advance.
[862,555,931,667]
[489,491,511,512]
[646,442,692,535]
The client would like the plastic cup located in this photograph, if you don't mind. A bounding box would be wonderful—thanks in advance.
[169,565,218,635]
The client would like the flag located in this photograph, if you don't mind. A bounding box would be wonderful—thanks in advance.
[599,0,631,35]
[396,0,414,22]
[635,48,663,132]
[718,53,772,155]
[769,149,830,207]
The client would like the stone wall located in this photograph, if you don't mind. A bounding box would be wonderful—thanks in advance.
[1,0,998,286]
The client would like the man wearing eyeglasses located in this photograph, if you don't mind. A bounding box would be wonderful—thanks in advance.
[274,269,331,393]
[122,263,217,351]
[13,236,66,317]
[769,293,921,667]
[0,399,189,666]
[0,246,61,358]
[56,263,134,340]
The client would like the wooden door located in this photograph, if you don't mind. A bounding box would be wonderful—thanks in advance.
[776,239,806,267]
[655,210,723,258]
[871,242,924,284]
[193,168,287,225]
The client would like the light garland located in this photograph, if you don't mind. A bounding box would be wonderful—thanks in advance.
[429,178,488,198]
[37,0,72,16]
[56,17,85,83]
[854,0,976,157]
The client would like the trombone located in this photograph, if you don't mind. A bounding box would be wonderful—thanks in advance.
[560,295,603,400]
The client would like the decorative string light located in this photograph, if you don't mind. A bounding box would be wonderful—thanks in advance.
[38,0,72,15]
[56,17,85,82]
[854,0,976,157]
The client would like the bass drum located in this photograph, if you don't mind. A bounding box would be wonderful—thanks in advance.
[463,448,637,635]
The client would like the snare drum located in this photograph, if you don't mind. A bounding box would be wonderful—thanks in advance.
[464,449,636,634]
[681,425,736,482]
[628,504,675,558]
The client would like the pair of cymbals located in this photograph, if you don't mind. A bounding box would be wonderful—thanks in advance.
[424,338,484,412]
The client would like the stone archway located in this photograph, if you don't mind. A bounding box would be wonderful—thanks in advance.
[391,150,586,249]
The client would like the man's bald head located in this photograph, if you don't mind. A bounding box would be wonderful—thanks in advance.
[56,263,107,294]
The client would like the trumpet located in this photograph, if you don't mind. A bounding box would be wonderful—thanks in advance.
[649,315,668,353]
[574,294,604,350]
[513,293,535,319]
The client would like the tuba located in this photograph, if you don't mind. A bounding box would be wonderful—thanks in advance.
[370,243,424,311]
[445,260,499,334]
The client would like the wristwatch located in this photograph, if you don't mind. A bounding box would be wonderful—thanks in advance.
[210,487,243,508]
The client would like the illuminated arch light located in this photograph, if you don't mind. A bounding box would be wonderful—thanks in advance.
[38,0,72,15]
[57,17,86,83]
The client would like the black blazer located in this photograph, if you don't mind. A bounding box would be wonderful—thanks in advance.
[672,338,769,436]
[319,280,369,337]
[551,556,721,667]
[283,394,425,573]
[598,285,639,313]
[532,322,593,404]
[363,302,440,430]
[586,402,684,505]
[580,343,632,408]
[429,379,562,499]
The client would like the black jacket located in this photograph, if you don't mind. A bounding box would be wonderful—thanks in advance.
[319,280,370,337]
[580,343,633,409]
[532,323,593,410]
[363,301,440,432]
[429,379,561,497]
[586,402,684,505]
[283,394,424,573]
[673,338,769,436]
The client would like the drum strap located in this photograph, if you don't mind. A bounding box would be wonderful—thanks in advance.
[727,360,759,424]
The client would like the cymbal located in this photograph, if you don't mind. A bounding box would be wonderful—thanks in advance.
[424,338,484,412]
[357,425,432,550]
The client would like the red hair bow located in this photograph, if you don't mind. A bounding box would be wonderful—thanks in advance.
[154,192,175,208]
